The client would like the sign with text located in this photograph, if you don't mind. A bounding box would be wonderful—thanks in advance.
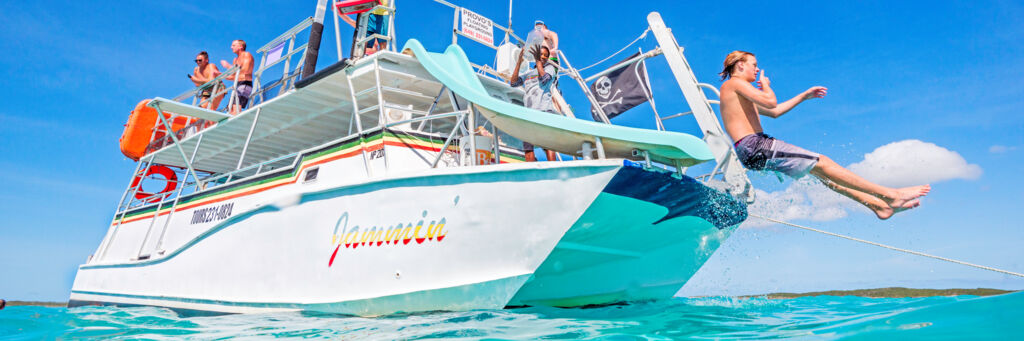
[460,8,494,46]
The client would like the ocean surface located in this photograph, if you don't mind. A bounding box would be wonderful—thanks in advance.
[2,292,1020,340]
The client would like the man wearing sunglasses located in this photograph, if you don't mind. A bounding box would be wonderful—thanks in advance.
[188,51,225,111]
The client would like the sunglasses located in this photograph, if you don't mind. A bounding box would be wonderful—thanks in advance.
[194,59,204,63]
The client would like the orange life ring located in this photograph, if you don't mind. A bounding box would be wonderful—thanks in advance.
[131,165,178,202]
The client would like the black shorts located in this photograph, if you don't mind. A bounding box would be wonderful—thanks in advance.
[521,110,560,152]
[236,81,253,109]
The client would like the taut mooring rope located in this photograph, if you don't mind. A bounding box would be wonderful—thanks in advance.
[749,214,1024,278]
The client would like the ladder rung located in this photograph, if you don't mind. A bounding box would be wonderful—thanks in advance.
[354,87,378,98]
[358,105,380,115]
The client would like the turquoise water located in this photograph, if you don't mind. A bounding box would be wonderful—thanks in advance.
[2,292,1020,340]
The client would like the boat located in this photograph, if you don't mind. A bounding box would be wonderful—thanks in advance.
[69,0,753,316]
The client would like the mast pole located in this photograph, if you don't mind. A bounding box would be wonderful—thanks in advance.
[331,0,342,61]
[505,0,512,44]
[302,0,329,79]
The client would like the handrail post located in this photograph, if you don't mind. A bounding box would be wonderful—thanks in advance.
[93,158,146,263]
[236,107,262,170]
[280,35,296,95]
[99,156,155,261]
[451,6,459,45]
[152,104,202,183]
[346,69,372,177]
[226,69,241,113]
[136,197,168,259]
[154,132,204,253]
[467,104,477,165]
[255,53,268,104]
[388,0,397,52]
[373,57,390,171]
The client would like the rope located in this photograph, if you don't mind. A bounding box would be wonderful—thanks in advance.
[575,28,651,73]
[749,214,1024,278]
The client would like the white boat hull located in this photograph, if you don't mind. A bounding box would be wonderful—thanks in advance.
[71,158,744,315]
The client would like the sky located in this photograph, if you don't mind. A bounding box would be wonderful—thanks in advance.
[1,0,1022,302]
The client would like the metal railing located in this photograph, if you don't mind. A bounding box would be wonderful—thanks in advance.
[251,17,315,105]
[347,4,397,60]
[431,0,525,82]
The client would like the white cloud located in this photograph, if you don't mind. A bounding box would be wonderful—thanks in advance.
[989,145,1017,154]
[847,140,982,188]
[742,140,980,228]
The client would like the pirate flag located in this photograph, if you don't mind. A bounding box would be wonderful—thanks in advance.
[589,52,652,121]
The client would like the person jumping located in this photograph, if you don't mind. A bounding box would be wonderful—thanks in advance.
[718,51,930,219]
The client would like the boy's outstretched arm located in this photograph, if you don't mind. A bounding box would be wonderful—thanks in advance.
[757,86,828,118]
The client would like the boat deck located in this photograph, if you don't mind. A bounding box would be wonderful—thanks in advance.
[146,51,523,175]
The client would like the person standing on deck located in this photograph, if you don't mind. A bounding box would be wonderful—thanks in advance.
[341,0,391,57]
[509,45,559,162]
[535,20,559,66]
[717,50,930,219]
[219,40,254,115]
[189,51,225,111]
[533,20,571,116]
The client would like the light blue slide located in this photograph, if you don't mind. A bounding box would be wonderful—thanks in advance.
[401,39,713,166]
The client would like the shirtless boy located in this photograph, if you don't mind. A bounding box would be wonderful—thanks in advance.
[220,39,255,115]
[718,51,929,219]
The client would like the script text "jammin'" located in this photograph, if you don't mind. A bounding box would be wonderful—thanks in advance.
[328,211,447,267]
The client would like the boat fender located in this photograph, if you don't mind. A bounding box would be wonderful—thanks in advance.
[130,165,178,203]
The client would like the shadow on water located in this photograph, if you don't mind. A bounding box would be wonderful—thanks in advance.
[2,292,1021,339]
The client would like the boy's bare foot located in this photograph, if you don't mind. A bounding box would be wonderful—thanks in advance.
[874,199,921,220]
[899,184,931,197]
[885,184,930,208]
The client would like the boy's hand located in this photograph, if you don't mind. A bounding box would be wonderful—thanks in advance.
[803,86,828,100]
[757,70,771,89]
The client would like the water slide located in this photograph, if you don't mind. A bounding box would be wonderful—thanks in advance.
[401,39,713,167]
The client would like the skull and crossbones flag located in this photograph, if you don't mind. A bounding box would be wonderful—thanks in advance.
[589,52,652,121]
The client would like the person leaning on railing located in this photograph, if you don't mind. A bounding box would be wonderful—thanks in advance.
[219,39,255,115]
[189,51,225,111]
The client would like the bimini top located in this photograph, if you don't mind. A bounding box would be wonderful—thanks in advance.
[401,39,714,166]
